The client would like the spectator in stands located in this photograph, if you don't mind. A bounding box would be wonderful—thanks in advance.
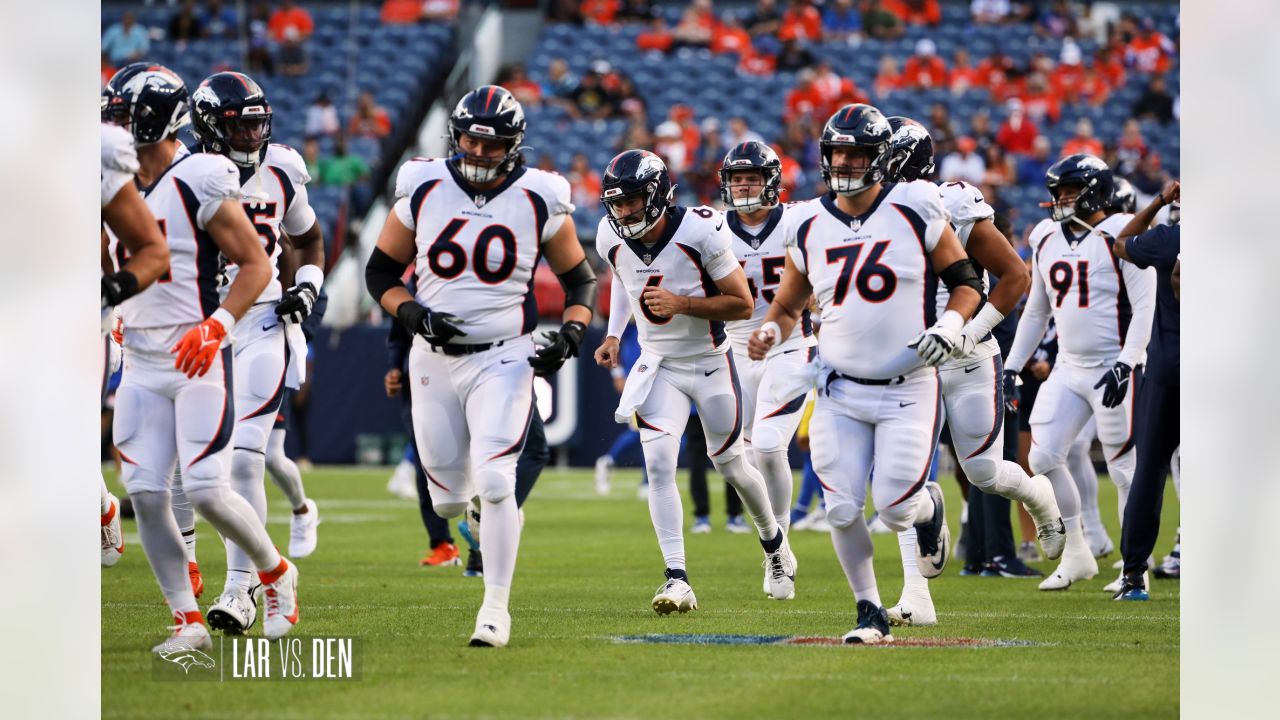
[169,0,204,42]
[1049,41,1085,102]
[781,0,822,43]
[996,98,1039,156]
[822,0,862,42]
[305,92,340,138]
[977,50,1016,100]
[569,65,616,120]
[1129,152,1170,202]
[1061,118,1103,158]
[315,135,370,187]
[983,143,1015,186]
[269,0,314,43]
[774,29,815,72]
[202,0,239,39]
[785,69,823,123]
[580,0,620,26]
[302,138,322,180]
[278,27,310,77]
[618,1,658,23]
[970,109,996,154]
[949,49,980,94]
[547,0,582,23]
[637,17,675,52]
[812,60,863,114]
[873,55,903,99]
[349,92,392,139]
[383,0,460,23]
[1036,0,1080,39]
[1020,73,1061,125]
[940,136,986,185]
[711,15,752,54]
[666,104,702,160]
[654,121,689,176]
[614,74,646,117]
[903,38,948,89]
[1015,135,1055,185]
[102,11,151,64]
[566,153,602,210]
[499,64,543,108]
[739,47,777,76]
[421,0,461,22]
[536,155,558,173]
[545,57,578,99]
[617,119,653,154]
[1073,62,1111,107]
[1095,44,1127,89]
[745,0,784,39]
[862,0,904,40]
[1133,74,1175,124]
[101,52,116,89]
[885,0,942,27]
[671,0,716,50]
[928,102,957,151]
[1114,118,1148,176]
[245,0,275,75]
[722,116,765,152]
[1126,17,1175,74]
[781,118,819,174]
[970,0,1012,25]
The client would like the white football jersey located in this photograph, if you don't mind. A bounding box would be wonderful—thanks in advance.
[784,181,949,379]
[219,143,317,304]
[723,205,815,351]
[1019,214,1156,367]
[598,205,740,359]
[101,123,139,208]
[114,152,242,328]
[392,158,574,344]
[932,179,996,321]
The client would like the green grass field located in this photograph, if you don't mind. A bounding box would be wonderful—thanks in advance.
[103,467,1179,719]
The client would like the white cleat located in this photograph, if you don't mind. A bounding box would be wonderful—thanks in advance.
[652,576,698,615]
[763,545,798,595]
[886,578,937,627]
[288,499,321,559]
[469,607,512,647]
[594,455,613,496]
[1090,534,1115,559]
[763,539,797,600]
[1023,474,1066,560]
[261,560,300,640]
[152,611,213,654]
[101,494,125,567]
[1103,571,1149,594]
[386,460,418,500]
[1038,550,1099,591]
[915,484,950,579]
[844,600,894,644]
[1036,518,1068,562]
[206,587,257,635]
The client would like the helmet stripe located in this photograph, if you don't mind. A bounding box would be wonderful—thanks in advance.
[485,86,497,112]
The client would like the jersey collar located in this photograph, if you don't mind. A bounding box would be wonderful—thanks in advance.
[624,205,686,266]
[820,182,894,231]
[136,151,195,197]
[446,161,527,207]
[726,205,783,251]
[1060,220,1091,246]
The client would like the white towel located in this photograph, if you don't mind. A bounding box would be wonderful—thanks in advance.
[768,351,829,403]
[614,350,664,424]
[284,322,309,389]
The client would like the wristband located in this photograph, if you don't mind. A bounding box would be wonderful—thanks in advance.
[759,321,782,340]
[211,307,237,336]
[295,264,324,290]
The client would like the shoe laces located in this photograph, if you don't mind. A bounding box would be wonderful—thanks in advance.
[263,585,281,616]
[1037,519,1065,542]
[101,522,120,548]
[765,552,788,581]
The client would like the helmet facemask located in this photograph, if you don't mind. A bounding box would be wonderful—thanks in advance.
[604,182,667,240]
[222,113,271,166]
[822,142,887,197]
[1046,181,1097,223]
[720,167,779,214]
[450,129,522,184]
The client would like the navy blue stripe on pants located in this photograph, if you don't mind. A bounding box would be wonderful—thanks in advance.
[1121,377,1180,576]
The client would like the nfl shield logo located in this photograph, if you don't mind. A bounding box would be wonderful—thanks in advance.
[849,218,861,231]
[642,253,652,264]
[475,194,487,208]
[638,364,648,373]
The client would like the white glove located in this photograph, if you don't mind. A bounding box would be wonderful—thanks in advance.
[951,303,1006,360]
[909,310,965,367]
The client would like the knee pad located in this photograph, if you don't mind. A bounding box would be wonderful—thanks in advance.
[234,421,270,455]
[241,347,286,410]
[1028,443,1065,477]
[960,456,1001,491]
[750,424,787,455]
[121,463,172,495]
[473,467,515,504]
[432,501,468,518]
[825,502,862,529]
[875,503,915,533]
[112,384,145,452]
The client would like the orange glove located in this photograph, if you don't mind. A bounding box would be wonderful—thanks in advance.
[170,309,234,378]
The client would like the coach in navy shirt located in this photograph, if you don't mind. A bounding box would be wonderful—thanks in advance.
[1109,182,1181,599]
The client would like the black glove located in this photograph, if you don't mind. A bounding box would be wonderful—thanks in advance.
[396,301,466,345]
[1002,369,1021,415]
[1093,362,1132,409]
[101,270,139,309]
[275,282,318,324]
[528,320,586,377]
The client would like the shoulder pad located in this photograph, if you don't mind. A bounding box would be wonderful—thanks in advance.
[101,123,139,175]
[264,143,311,186]
[394,157,445,199]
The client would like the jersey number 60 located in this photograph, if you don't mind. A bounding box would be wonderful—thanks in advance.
[428,219,518,284]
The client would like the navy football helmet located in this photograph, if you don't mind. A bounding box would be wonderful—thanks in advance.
[719,141,782,213]
[448,85,526,184]
[101,62,152,127]
[1108,177,1137,215]
[884,116,936,183]
[819,104,893,196]
[103,65,190,146]
[191,71,273,167]
[1045,153,1114,223]
[601,149,673,240]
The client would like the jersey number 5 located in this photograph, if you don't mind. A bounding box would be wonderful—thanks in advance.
[1048,260,1089,308]
[825,240,896,305]
[428,219,517,284]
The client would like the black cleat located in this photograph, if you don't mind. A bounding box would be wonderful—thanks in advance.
[843,600,894,644]
[989,556,1045,578]
[464,548,484,577]
[914,483,950,579]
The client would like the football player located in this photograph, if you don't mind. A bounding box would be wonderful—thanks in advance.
[105,66,300,650]
[186,71,326,635]
[879,117,1064,626]
[594,149,793,612]
[365,86,596,647]
[100,92,171,568]
[750,104,982,643]
[1005,154,1155,591]
[718,141,814,594]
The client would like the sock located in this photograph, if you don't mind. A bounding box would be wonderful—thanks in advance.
[170,468,196,533]
[1042,464,1081,520]
[644,434,686,571]
[132,490,199,613]
[265,427,307,509]
[664,567,689,582]
[714,453,779,541]
[830,515,880,607]
[182,529,197,563]
[186,484,281,577]
[481,582,511,614]
[1062,515,1091,558]
[760,528,784,554]
[898,527,923,580]
[479,495,520,590]
[100,476,112,515]
[755,448,794,533]
[225,447,269,592]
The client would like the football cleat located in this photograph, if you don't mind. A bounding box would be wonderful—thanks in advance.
[988,556,1044,578]
[886,578,936,627]
[1112,574,1150,601]
[1038,534,1099,591]
[421,542,462,567]
[1154,554,1180,580]
[288,499,321,559]
[691,515,712,534]
[260,560,300,640]
[725,515,750,534]
[763,538,797,601]
[152,610,212,654]
[469,607,511,648]
[914,484,950,579]
[652,574,698,615]
[844,600,894,644]
[1036,518,1068,562]
[594,455,613,496]
[464,548,483,577]
[188,561,205,599]
[206,588,257,635]
[1104,570,1149,594]
[1091,534,1115,559]
[1018,540,1044,564]
[1021,473,1065,560]
[101,494,125,567]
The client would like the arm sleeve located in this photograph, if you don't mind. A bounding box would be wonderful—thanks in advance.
[607,273,632,337]
[195,158,243,230]
[1005,258,1052,374]
[702,215,740,281]
[1117,261,1157,368]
